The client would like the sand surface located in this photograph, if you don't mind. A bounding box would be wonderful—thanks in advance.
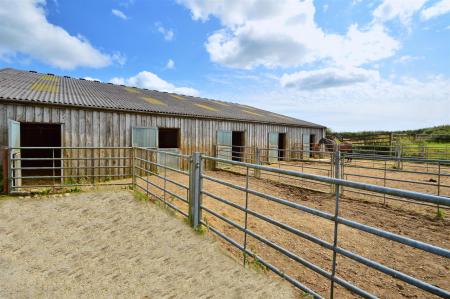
[0,190,293,299]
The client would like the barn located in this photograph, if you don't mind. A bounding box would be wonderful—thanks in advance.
[0,68,325,175]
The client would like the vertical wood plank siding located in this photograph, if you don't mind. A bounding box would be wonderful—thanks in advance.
[0,103,324,171]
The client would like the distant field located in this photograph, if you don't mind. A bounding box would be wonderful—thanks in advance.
[399,141,450,159]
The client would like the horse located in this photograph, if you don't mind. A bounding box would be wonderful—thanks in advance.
[318,137,337,152]
[310,143,321,158]
[338,141,353,162]
[317,137,353,163]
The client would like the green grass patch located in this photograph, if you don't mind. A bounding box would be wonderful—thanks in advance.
[194,224,206,235]
[133,190,148,202]
[67,187,81,193]
[244,245,268,273]
[38,188,52,196]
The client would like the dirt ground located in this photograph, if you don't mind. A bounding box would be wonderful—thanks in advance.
[0,190,293,299]
[138,169,450,299]
[218,158,450,217]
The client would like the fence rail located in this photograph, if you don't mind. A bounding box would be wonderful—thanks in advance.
[5,146,450,298]
[199,153,450,298]
[215,145,450,212]
[7,146,133,192]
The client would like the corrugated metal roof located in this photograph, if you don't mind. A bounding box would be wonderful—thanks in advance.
[0,68,324,128]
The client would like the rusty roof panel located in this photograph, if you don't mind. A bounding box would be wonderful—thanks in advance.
[0,68,324,128]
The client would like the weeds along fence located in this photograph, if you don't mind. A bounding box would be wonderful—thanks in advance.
[216,146,450,212]
[5,147,450,298]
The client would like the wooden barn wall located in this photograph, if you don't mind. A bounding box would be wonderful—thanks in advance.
[0,103,324,173]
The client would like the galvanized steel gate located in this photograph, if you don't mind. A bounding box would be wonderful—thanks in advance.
[5,146,450,298]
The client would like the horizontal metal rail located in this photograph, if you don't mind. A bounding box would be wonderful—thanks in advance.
[200,220,325,299]
[12,174,130,180]
[343,153,450,164]
[201,204,375,298]
[135,147,192,159]
[343,163,450,177]
[202,155,450,297]
[343,189,450,210]
[134,165,189,191]
[205,156,450,206]
[135,173,188,204]
[12,165,130,171]
[345,173,450,188]
[11,182,131,189]
[10,146,132,150]
[134,157,189,175]
[11,157,130,161]
[134,182,188,217]
[201,175,450,258]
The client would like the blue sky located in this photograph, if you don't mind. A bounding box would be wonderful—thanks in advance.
[0,0,449,131]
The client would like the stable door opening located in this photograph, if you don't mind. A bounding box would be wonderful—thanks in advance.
[232,131,245,162]
[20,123,62,178]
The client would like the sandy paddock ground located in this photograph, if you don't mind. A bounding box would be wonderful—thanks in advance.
[0,190,293,299]
[137,169,450,298]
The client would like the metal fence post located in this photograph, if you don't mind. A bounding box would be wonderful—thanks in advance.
[3,147,9,193]
[396,144,402,169]
[189,152,202,228]
[146,149,150,198]
[437,162,441,215]
[8,148,13,194]
[329,153,333,193]
[383,160,387,205]
[52,148,55,191]
[254,148,261,179]
[330,150,341,299]
[243,166,250,266]
[131,147,136,189]
[163,151,168,207]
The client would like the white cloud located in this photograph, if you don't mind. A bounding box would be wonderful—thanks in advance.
[83,77,101,81]
[280,67,380,90]
[421,0,450,20]
[0,0,111,69]
[166,59,175,69]
[119,0,134,8]
[110,71,199,96]
[111,52,127,65]
[155,23,174,41]
[373,0,429,26]
[394,55,422,63]
[236,75,450,131]
[179,0,399,69]
[112,9,128,20]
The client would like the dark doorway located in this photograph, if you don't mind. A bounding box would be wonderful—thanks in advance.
[232,131,245,161]
[158,128,180,148]
[278,133,286,161]
[310,134,316,152]
[20,123,61,177]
